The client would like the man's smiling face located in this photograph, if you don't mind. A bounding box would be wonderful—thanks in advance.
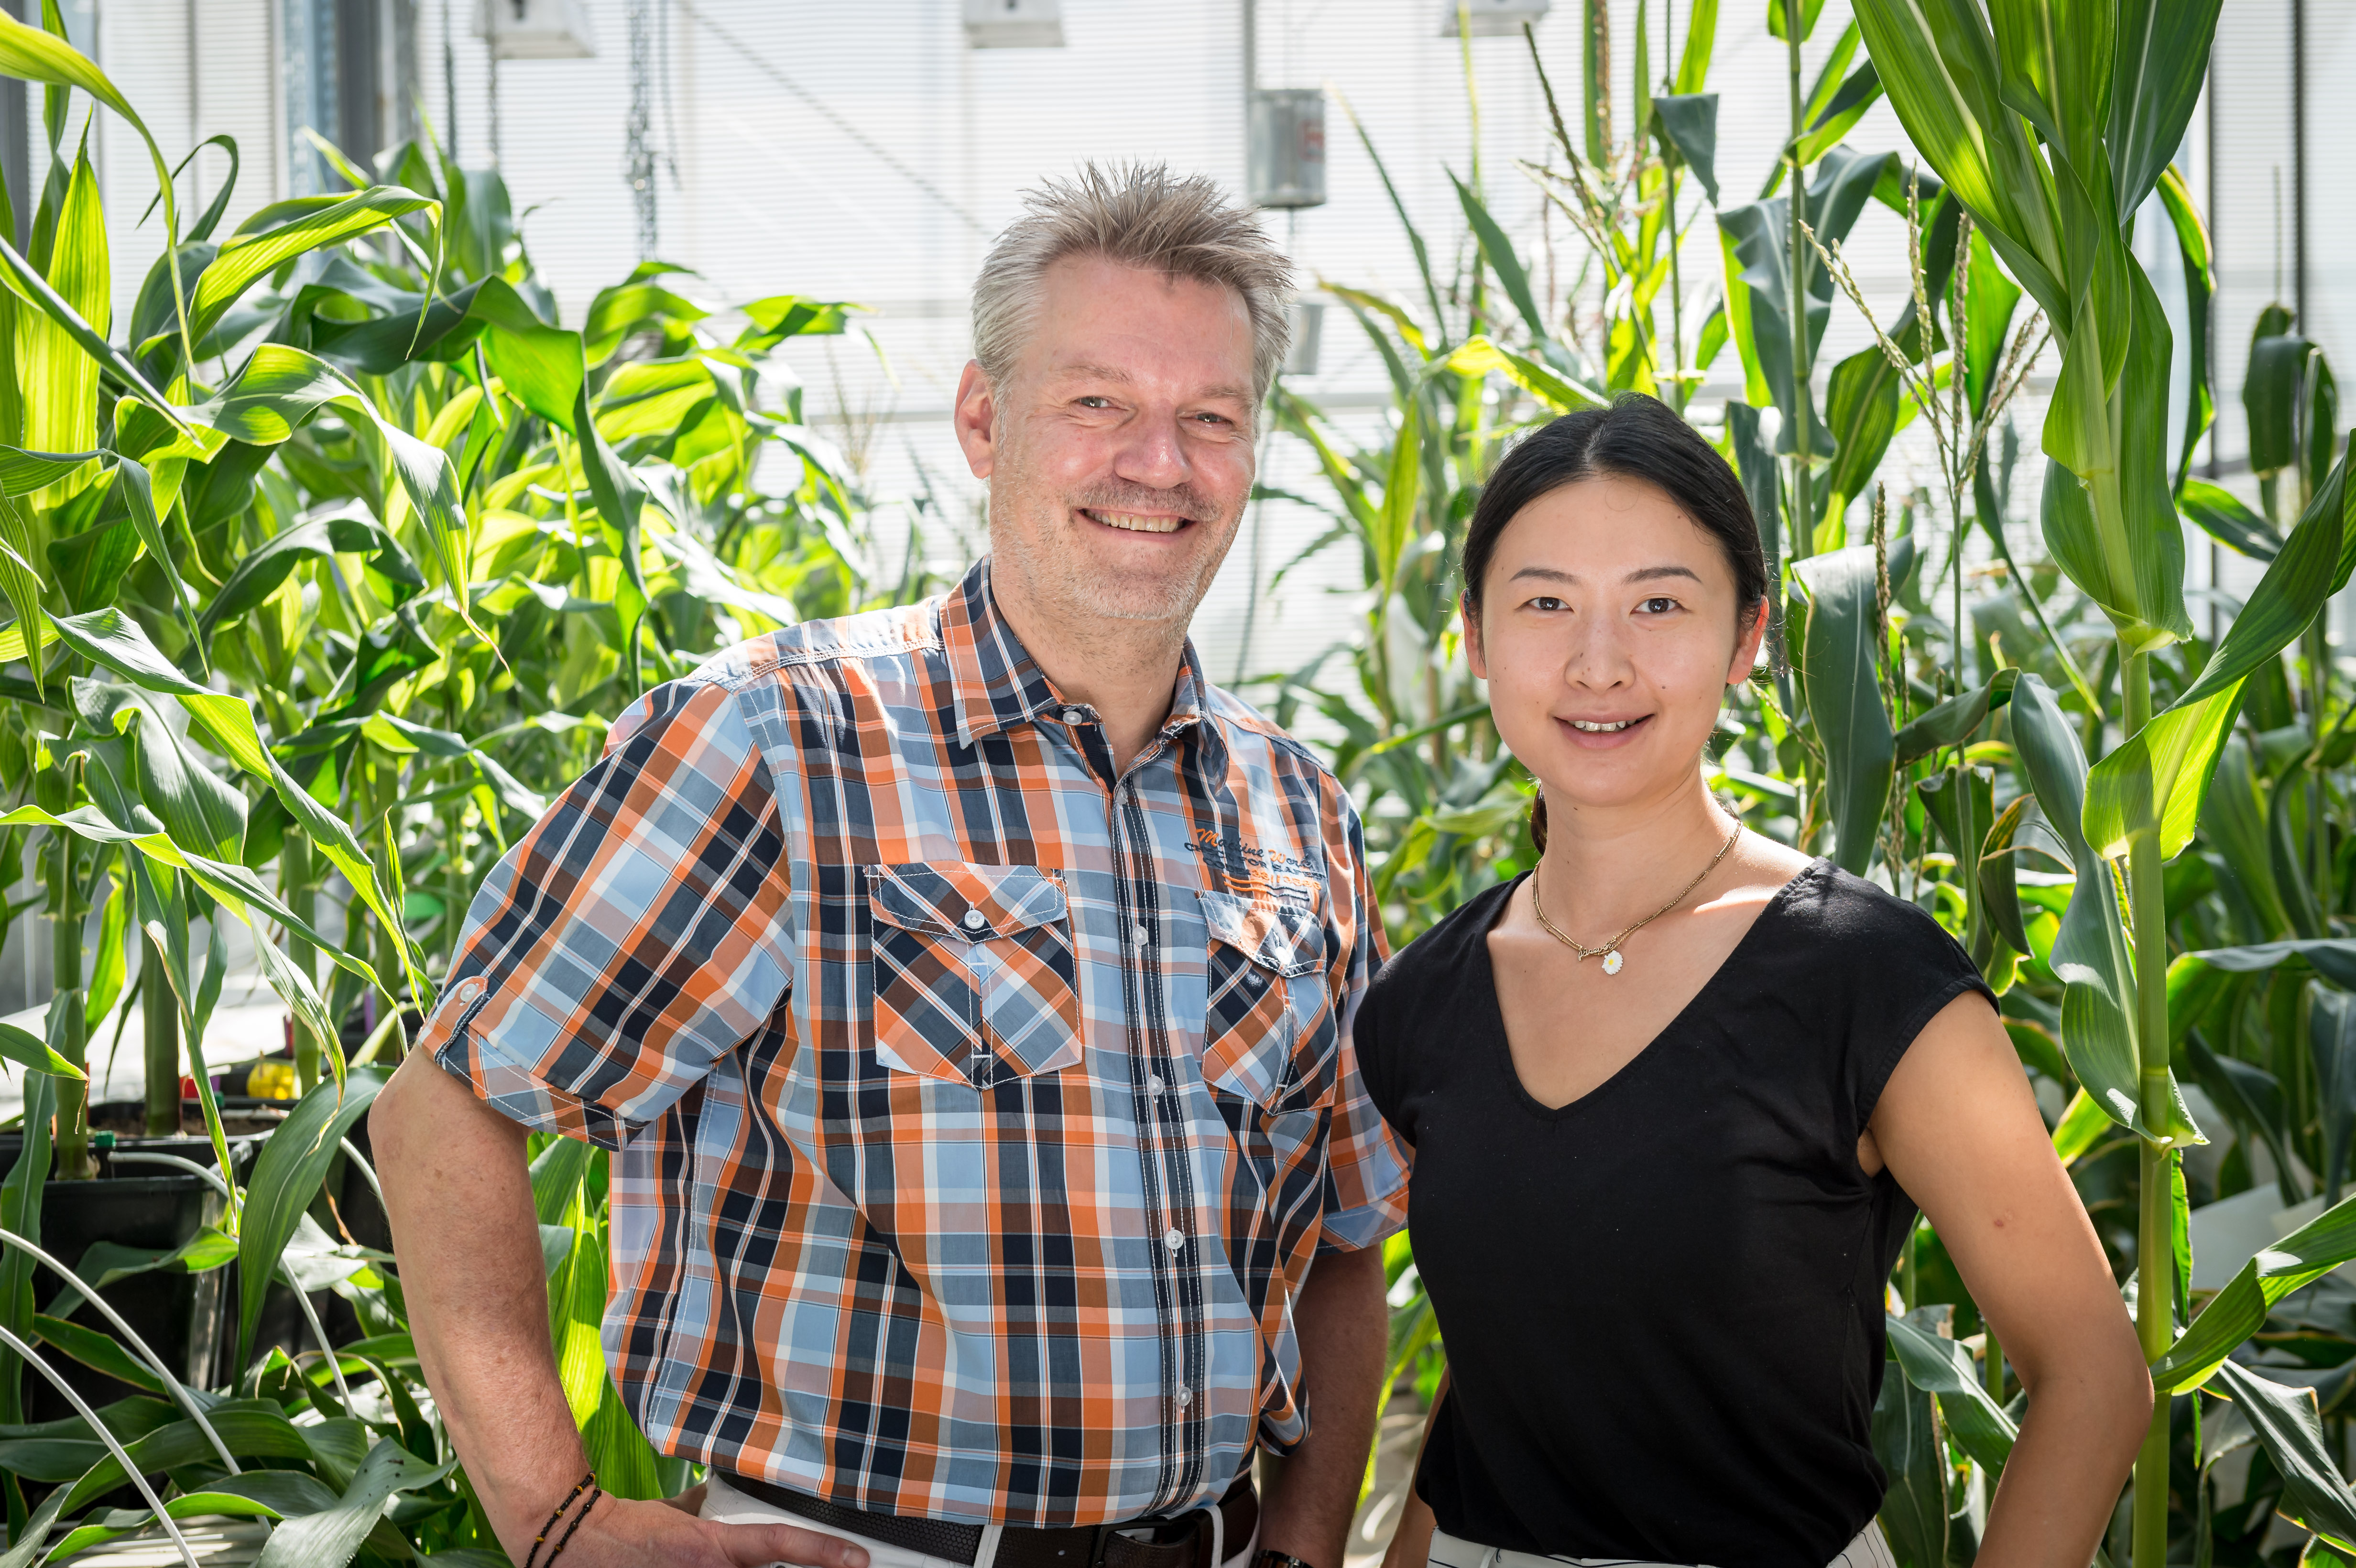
[962,253,1259,627]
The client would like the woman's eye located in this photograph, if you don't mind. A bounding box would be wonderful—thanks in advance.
[1528,596,1568,613]
[1638,596,1680,615]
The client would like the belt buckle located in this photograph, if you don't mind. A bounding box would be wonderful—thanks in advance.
[1087,1520,1121,1568]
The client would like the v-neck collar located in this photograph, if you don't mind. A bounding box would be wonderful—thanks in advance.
[1474,859,1831,1120]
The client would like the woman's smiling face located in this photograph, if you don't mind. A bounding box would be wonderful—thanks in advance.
[1466,472,1767,815]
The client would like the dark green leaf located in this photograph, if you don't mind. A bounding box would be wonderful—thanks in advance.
[2247,333,2314,479]
[2155,1195,2356,1391]
[1822,346,1900,512]
[251,1438,457,1568]
[238,1069,390,1366]
[1886,1311,2017,1472]
[1793,536,1912,873]
[2107,0,2225,220]
[1652,94,1719,205]
[1978,794,2033,954]
[2208,1360,2356,1546]
[2180,478,2279,562]
[29,1312,164,1394]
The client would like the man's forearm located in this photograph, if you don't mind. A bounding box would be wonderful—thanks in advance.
[371,1050,588,1551]
[1259,1245,1388,1568]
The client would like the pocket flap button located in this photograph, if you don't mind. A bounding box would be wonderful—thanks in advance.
[962,909,986,930]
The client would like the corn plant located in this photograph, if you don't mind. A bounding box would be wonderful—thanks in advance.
[1287,3,2356,1561]
[0,6,905,1561]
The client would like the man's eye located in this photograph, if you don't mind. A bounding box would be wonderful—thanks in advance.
[1194,412,1232,426]
[1076,396,1113,409]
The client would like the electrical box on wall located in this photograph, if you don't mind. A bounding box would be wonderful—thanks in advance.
[1439,0,1552,36]
[965,0,1066,48]
[475,0,599,60]
[1249,88,1326,209]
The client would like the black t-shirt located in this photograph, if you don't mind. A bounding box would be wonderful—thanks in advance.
[1359,860,1994,1568]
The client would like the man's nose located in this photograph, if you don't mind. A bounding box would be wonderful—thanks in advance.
[1111,414,1190,491]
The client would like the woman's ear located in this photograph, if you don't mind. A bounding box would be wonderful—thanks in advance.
[1462,594,1489,680]
[1726,597,1771,686]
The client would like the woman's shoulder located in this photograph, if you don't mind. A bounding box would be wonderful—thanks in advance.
[1356,874,1518,1122]
[1374,874,1519,990]
[1361,874,1518,1041]
[1774,857,1958,936]
[1752,857,1985,1002]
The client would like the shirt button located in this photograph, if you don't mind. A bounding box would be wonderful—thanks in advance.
[1164,1228,1185,1253]
[1175,1388,1193,1408]
[1132,921,1150,945]
[1148,1073,1166,1096]
[962,910,986,930]
[457,979,483,1001]
[1062,708,1085,725]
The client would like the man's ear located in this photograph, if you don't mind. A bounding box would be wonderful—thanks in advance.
[1462,595,1490,680]
[954,361,999,479]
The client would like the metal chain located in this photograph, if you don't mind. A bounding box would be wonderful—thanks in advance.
[1529,822,1743,972]
[625,0,659,260]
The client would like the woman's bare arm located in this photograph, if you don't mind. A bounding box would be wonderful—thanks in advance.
[1867,992,2152,1568]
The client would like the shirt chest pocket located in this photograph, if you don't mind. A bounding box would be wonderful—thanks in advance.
[866,862,1086,1090]
[1200,889,1337,1114]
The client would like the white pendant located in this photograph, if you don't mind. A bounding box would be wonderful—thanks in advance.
[1601,949,1624,976]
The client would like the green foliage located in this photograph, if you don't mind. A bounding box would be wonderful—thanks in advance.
[0,5,2341,1566]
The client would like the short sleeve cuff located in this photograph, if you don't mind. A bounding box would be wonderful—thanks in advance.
[425,983,648,1152]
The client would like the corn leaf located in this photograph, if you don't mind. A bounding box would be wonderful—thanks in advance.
[14,136,102,500]
[181,185,437,348]
[2205,1361,2356,1547]
[2152,1197,2356,1392]
[1792,537,1912,873]
[1440,337,1605,415]
[236,1070,390,1367]
[0,11,192,369]
[1885,1312,2018,1473]
[2085,450,2351,860]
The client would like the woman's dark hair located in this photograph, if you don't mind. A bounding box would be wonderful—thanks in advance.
[1461,394,1769,852]
[1460,393,1769,624]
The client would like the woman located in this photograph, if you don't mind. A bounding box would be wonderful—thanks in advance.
[1363,396,2150,1568]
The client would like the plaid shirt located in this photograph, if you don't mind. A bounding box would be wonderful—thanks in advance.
[420,560,1409,1526]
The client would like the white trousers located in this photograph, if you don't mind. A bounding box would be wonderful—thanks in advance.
[703,1472,1262,1568]
[1428,1521,1898,1568]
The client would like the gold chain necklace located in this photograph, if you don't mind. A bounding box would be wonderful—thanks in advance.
[1529,822,1743,976]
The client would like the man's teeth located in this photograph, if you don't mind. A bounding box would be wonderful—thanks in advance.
[1092,511,1184,534]
[1570,719,1638,732]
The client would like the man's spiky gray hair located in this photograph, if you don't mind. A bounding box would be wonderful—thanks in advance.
[971,162,1294,403]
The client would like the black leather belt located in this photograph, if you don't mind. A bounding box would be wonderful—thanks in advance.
[715,1469,1259,1568]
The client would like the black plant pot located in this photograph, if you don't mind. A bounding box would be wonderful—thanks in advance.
[2,1092,395,1426]
[0,1113,264,1426]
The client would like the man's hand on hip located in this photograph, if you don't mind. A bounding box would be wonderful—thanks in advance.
[533,1486,871,1568]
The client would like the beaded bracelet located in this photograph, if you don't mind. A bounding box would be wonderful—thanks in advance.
[541,1483,604,1568]
[523,1473,596,1568]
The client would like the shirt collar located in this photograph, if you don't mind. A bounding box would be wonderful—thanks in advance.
[941,557,1209,748]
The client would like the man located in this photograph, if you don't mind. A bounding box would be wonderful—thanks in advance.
[372,163,1407,1568]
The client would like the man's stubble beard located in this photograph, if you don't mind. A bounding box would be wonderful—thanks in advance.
[987,436,1247,631]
